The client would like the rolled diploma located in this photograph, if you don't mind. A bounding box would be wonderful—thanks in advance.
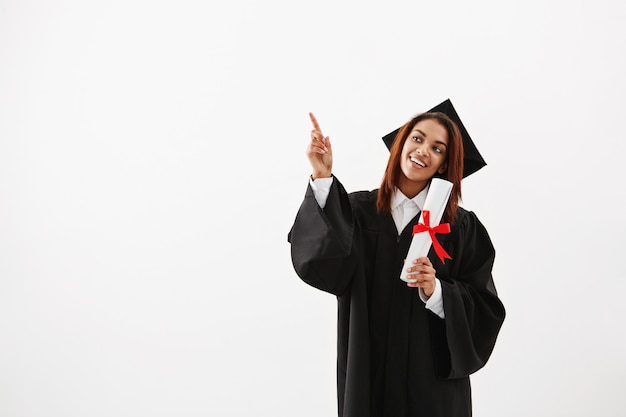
[399,178,453,282]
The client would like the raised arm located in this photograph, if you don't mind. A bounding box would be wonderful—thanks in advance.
[288,113,357,295]
[306,112,333,179]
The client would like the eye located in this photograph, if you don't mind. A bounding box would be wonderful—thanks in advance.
[412,136,423,143]
[432,146,442,153]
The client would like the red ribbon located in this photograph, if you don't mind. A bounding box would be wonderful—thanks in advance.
[412,210,452,263]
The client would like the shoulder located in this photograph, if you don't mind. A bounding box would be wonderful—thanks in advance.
[329,177,380,217]
[454,206,485,228]
[346,189,380,227]
[348,189,378,204]
[451,206,494,248]
[455,206,477,226]
[347,189,379,213]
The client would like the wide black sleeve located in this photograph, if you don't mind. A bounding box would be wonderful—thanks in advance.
[287,178,358,296]
[430,210,506,379]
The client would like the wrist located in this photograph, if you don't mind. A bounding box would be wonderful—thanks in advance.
[311,171,332,180]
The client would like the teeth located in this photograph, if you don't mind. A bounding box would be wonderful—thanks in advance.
[410,157,426,167]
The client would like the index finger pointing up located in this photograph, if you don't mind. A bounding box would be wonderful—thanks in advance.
[309,112,323,133]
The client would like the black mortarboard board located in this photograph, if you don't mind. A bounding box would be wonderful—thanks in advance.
[382,98,486,178]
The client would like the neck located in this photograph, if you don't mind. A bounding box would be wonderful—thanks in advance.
[397,177,428,199]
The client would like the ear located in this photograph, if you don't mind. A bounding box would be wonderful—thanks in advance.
[437,163,448,174]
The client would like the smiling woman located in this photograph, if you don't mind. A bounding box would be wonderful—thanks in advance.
[288,99,506,417]
[397,119,450,198]
[379,108,465,226]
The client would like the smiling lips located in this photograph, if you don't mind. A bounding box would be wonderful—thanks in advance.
[410,156,426,168]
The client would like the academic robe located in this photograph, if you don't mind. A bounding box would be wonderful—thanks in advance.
[288,177,505,417]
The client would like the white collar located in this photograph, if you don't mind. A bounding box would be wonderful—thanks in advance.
[391,183,430,211]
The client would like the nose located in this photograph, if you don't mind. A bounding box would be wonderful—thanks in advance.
[415,142,428,156]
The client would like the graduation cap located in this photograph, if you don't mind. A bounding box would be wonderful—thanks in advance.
[382,98,486,178]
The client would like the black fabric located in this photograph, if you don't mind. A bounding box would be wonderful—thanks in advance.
[288,177,505,417]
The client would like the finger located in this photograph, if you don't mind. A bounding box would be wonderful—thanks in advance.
[309,112,323,134]
[308,143,328,154]
[413,256,432,266]
[324,135,332,151]
[406,276,434,288]
[406,274,422,284]
[407,272,434,281]
[310,134,328,152]
[406,278,428,287]
[311,129,325,142]
[406,264,433,274]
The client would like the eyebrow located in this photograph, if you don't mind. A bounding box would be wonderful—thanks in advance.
[413,129,448,148]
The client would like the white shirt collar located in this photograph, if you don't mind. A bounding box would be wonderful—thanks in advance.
[391,183,430,211]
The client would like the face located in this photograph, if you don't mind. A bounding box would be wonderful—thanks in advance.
[398,118,449,197]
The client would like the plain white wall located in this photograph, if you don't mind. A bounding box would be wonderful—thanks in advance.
[1,1,625,416]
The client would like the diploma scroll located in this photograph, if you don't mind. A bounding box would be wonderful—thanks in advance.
[399,178,453,282]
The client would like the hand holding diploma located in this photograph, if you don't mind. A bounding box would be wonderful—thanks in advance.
[400,178,454,285]
[405,256,437,297]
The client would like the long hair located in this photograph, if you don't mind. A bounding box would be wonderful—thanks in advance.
[376,112,464,224]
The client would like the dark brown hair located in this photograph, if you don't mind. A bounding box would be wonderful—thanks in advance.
[376,112,464,224]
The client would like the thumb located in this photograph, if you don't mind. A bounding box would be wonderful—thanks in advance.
[324,135,332,150]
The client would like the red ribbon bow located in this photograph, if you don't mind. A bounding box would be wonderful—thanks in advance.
[412,210,452,263]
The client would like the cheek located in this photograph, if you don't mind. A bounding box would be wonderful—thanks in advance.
[399,146,412,162]
[435,155,448,171]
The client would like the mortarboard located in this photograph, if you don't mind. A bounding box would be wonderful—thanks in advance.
[382,98,486,178]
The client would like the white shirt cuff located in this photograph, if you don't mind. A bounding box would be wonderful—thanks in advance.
[419,278,445,319]
[309,176,333,209]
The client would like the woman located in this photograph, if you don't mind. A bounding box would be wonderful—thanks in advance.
[288,100,505,417]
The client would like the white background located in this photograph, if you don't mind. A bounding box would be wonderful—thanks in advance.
[1,1,625,416]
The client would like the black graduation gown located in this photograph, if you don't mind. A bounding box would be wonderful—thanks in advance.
[288,177,505,417]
